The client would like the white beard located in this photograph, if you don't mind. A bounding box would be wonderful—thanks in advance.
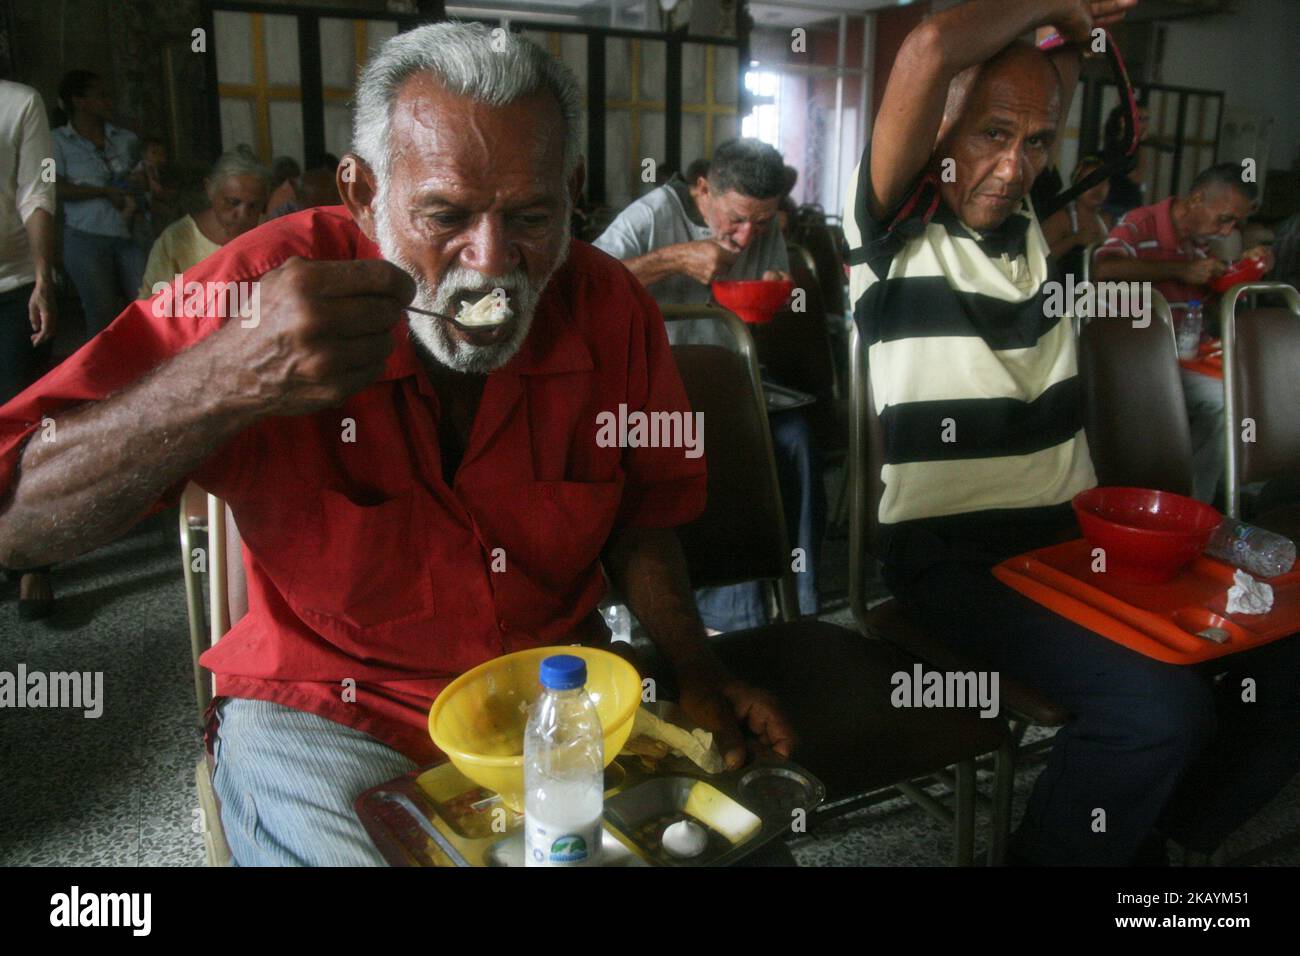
[372,188,571,374]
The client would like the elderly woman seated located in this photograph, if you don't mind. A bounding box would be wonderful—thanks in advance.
[137,148,270,298]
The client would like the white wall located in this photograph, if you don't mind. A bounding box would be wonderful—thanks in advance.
[1155,0,1300,170]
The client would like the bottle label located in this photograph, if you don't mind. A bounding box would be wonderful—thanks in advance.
[525,816,602,867]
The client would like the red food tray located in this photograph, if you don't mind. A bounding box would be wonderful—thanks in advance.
[992,539,1300,664]
[1178,338,1223,380]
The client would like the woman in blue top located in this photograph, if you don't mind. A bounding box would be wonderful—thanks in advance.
[52,71,147,339]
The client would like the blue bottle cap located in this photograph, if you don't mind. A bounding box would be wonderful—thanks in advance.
[539,654,587,691]
[1188,299,1201,307]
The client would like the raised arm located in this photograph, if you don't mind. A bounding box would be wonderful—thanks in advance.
[869,0,1131,219]
[0,257,413,569]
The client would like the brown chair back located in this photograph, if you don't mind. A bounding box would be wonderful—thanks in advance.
[1077,300,1194,496]
[1221,283,1300,518]
[670,313,800,618]
[1232,309,1300,485]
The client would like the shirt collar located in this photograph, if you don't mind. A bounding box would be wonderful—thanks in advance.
[666,174,707,228]
[58,122,124,145]
[935,200,1034,257]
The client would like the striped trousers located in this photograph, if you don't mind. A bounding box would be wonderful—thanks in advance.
[211,698,417,866]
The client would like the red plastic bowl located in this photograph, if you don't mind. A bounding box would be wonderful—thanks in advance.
[711,279,795,324]
[1072,487,1222,584]
[1209,256,1267,293]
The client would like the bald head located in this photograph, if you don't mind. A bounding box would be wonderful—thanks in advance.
[936,41,1063,231]
[942,42,1062,140]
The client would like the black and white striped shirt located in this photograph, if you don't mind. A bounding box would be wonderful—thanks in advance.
[844,143,1096,572]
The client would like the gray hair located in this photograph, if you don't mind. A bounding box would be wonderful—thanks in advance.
[207,147,271,192]
[1190,162,1258,204]
[708,138,787,200]
[353,21,583,192]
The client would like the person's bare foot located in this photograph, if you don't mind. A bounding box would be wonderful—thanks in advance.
[18,571,55,620]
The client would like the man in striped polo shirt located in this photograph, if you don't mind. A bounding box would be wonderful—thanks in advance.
[1094,165,1275,502]
[849,0,1300,866]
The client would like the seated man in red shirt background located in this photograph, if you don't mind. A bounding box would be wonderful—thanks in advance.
[1093,164,1274,504]
[0,22,797,865]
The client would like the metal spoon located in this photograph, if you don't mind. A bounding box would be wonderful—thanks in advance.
[404,303,455,320]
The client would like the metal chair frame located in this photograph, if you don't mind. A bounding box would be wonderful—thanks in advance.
[178,485,236,866]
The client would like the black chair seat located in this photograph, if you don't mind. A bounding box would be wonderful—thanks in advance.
[863,600,1071,728]
[710,621,1006,798]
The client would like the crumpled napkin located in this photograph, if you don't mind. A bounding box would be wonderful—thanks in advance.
[1226,569,1274,615]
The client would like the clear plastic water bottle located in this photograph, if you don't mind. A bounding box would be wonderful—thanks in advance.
[601,603,631,643]
[1205,519,1296,578]
[524,655,605,867]
[1176,299,1204,359]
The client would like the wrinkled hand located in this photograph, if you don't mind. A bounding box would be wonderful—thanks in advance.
[678,667,797,770]
[1241,245,1275,273]
[27,280,56,347]
[761,269,792,282]
[1180,258,1226,286]
[679,239,739,285]
[219,256,414,418]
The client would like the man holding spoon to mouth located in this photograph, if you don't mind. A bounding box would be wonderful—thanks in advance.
[0,23,818,865]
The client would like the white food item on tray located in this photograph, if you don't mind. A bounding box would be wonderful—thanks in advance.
[661,819,708,858]
[1226,569,1273,615]
[456,289,513,326]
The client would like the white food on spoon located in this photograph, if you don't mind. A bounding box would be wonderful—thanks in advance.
[661,819,708,858]
[455,290,514,327]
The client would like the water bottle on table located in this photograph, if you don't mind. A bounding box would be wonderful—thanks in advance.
[1176,299,1204,360]
[524,654,605,867]
[1205,519,1296,578]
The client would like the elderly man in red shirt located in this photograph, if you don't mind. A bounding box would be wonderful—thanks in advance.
[1093,164,1273,503]
[0,23,796,865]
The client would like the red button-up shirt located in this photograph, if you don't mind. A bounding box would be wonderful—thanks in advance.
[0,206,707,761]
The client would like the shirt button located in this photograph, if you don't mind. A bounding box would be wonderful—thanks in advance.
[498,618,508,632]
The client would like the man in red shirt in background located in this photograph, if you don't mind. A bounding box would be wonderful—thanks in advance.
[0,23,797,865]
[1093,164,1273,503]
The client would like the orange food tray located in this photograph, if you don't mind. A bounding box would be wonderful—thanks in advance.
[992,539,1300,664]
[1178,339,1223,380]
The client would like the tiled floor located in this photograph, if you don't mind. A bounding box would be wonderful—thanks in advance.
[0,512,207,866]
[2,508,1298,866]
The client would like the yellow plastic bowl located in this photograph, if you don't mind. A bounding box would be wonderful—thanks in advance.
[428,646,642,812]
